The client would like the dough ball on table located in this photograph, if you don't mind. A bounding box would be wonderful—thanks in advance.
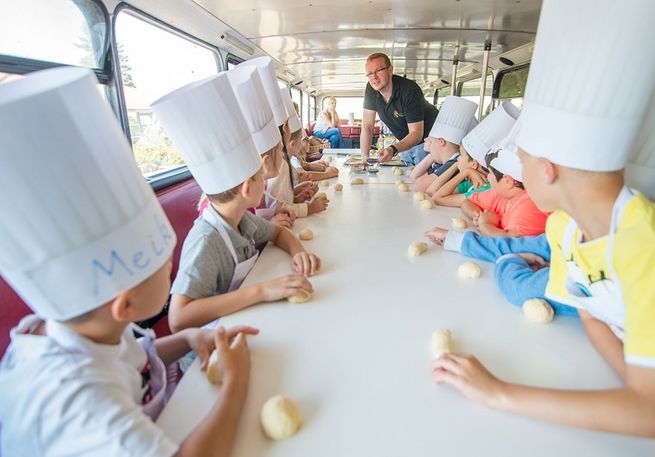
[523,299,554,324]
[457,261,481,279]
[351,178,364,185]
[206,349,223,385]
[413,192,426,202]
[451,218,467,230]
[393,168,404,176]
[407,241,428,257]
[287,289,313,304]
[431,329,452,358]
[397,183,410,192]
[321,180,330,187]
[419,199,434,210]
[395,179,405,186]
[299,228,314,240]
[334,183,343,191]
[261,395,302,440]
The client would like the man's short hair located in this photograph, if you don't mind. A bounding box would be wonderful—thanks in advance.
[366,53,391,68]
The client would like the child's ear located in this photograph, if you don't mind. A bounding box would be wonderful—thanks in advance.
[471,161,479,170]
[539,158,558,184]
[111,291,135,322]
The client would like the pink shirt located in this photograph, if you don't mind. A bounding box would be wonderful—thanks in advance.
[468,189,549,236]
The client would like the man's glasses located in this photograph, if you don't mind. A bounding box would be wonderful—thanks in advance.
[365,66,389,79]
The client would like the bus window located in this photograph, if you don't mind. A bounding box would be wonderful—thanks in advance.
[493,64,529,110]
[0,0,108,70]
[323,96,364,124]
[459,74,494,118]
[301,91,310,127]
[291,87,302,111]
[309,95,317,122]
[226,54,243,70]
[115,9,220,178]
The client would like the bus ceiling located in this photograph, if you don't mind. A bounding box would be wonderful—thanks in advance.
[99,0,539,96]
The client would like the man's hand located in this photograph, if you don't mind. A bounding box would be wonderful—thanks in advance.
[378,146,394,163]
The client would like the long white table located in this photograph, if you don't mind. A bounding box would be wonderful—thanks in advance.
[157,153,655,456]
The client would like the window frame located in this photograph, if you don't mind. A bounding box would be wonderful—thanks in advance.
[226,53,244,70]
[0,0,112,83]
[492,62,530,100]
[112,3,223,189]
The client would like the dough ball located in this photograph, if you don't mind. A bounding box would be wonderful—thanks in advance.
[287,289,313,304]
[316,192,327,199]
[431,329,452,358]
[451,218,467,230]
[413,192,426,202]
[299,228,314,240]
[334,183,343,191]
[350,178,364,185]
[419,199,434,210]
[206,349,223,385]
[392,166,399,171]
[261,395,302,440]
[523,299,554,324]
[407,241,428,257]
[397,183,409,192]
[393,168,404,176]
[457,261,481,279]
[395,179,405,186]
[321,181,330,187]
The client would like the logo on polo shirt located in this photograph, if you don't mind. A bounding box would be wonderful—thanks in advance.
[393,110,405,119]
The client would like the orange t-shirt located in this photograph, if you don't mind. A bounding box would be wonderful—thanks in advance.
[468,189,549,236]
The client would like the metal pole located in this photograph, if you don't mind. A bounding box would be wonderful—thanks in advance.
[450,58,458,96]
[478,41,492,120]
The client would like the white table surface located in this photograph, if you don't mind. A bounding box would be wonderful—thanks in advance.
[157,156,655,456]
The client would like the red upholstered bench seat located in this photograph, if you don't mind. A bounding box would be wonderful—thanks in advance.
[0,176,202,356]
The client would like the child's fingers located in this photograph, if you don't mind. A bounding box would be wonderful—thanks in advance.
[433,367,459,385]
[214,326,229,356]
[431,356,463,375]
[227,325,260,338]
[310,255,321,274]
[230,332,247,350]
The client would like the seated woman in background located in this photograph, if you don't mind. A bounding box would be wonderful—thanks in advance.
[312,96,345,149]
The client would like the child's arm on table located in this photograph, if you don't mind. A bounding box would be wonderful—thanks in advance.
[169,274,313,332]
[432,353,655,437]
[306,166,338,181]
[271,226,321,276]
[478,210,521,237]
[175,327,252,457]
[409,153,436,181]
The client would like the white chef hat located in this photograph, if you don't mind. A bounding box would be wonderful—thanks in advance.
[428,96,478,145]
[516,0,655,171]
[626,96,655,199]
[0,67,176,321]
[462,101,520,163]
[227,65,281,155]
[152,72,262,195]
[279,84,303,133]
[242,56,288,127]
[490,147,523,182]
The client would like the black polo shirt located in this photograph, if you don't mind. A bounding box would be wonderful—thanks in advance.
[363,74,438,143]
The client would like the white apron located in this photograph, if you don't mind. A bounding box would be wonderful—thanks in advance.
[45,320,169,419]
[561,186,636,339]
[200,207,259,331]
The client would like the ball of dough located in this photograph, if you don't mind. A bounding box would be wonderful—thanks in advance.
[395,179,405,186]
[350,178,364,185]
[321,180,330,187]
[316,192,327,199]
[287,289,312,304]
[419,199,434,210]
[431,329,452,358]
[457,261,481,279]
[261,395,302,440]
[451,217,467,230]
[523,299,554,324]
[206,349,223,385]
[299,228,313,240]
[334,183,343,191]
[393,168,404,176]
[413,192,426,202]
[407,241,428,257]
[397,183,409,192]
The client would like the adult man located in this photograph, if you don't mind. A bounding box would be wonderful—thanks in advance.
[360,53,438,165]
